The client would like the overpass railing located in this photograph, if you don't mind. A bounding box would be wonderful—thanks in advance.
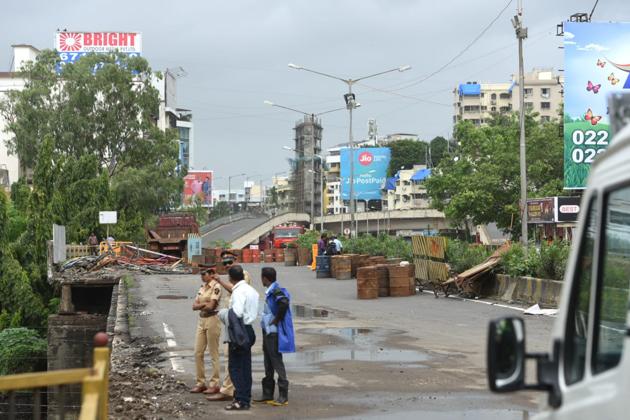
[0,334,110,420]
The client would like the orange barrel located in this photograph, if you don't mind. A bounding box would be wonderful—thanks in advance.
[335,256,352,280]
[357,266,379,299]
[284,248,297,266]
[264,251,274,263]
[242,249,253,263]
[375,264,390,296]
[251,249,261,263]
[388,265,411,297]
[274,248,285,263]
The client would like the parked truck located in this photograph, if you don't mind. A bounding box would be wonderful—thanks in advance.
[146,213,199,257]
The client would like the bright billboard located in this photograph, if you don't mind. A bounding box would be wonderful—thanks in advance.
[54,31,142,66]
[564,22,630,189]
[183,171,213,207]
[340,147,390,201]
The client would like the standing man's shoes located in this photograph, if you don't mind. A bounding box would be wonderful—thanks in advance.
[206,393,232,401]
[253,396,274,403]
[203,386,220,395]
[267,397,288,406]
[189,385,207,393]
[225,401,250,410]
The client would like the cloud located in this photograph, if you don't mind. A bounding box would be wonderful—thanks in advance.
[564,41,576,45]
[577,43,610,52]
[564,31,575,39]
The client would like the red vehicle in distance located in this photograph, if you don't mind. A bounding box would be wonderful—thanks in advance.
[271,225,304,248]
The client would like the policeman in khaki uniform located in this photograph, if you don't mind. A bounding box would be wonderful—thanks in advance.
[206,258,252,402]
[190,268,223,395]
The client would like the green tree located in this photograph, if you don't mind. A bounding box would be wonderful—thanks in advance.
[426,114,564,238]
[387,139,428,176]
[429,136,449,168]
[209,201,230,220]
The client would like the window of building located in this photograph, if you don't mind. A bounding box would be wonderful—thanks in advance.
[541,102,551,110]
[463,105,481,112]
[541,115,551,122]
[480,93,485,98]
[471,119,481,125]
[524,88,533,97]
[499,106,510,113]
[491,106,497,112]
[499,93,511,99]
[592,187,630,375]
[541,87,550,98]
[524,102,534,111]
[491,93,497,100]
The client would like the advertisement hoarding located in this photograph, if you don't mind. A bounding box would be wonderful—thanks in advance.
[556,196,581,223]
[340,147,390,201]
[183,171,213,207]
[563,22,630,189]
[527,198,556,223]
[54,31,142,67]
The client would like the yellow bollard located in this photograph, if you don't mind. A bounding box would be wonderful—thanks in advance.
[311,244,318,271]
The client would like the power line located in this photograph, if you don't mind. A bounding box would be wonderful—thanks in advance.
[382,0,515,93]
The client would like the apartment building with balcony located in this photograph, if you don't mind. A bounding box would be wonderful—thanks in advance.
[385,165,431,211]
[453,68,563,126]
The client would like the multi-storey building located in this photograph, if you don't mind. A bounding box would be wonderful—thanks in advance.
[292,115,322,217]
[453,68,563,126]
[385,165,431,211]
[270,175,294,213]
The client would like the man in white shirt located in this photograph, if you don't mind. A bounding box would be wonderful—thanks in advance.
[218,265,259,411]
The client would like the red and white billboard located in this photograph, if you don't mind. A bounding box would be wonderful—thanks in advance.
[55,32,142,53]
[183,171,213,207]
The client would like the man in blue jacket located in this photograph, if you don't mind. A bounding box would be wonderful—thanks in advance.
[254,267,295,406]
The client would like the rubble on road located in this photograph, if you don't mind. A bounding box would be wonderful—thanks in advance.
[444,242,511,296]
[58,245,192,276]
[109,338,207,420]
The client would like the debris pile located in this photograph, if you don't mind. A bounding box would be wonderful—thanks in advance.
[59,245,191,276]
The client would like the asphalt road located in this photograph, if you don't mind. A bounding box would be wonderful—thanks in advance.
[128,263,556,419]
[201,216,267,247]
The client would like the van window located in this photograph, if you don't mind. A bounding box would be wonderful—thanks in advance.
[592,187,630,374]
[564,198,597,386]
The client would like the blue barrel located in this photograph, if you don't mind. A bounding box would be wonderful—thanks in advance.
[316,255,331,278]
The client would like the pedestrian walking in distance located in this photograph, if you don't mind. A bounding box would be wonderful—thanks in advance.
[218,265,259,411]
[190,268,223,395]
[87,232,99,255]
[254,267,295,406]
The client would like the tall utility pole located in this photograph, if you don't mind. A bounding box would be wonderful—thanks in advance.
[288,63,411,237]
[513,1,528,250]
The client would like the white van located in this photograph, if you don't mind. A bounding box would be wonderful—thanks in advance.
[486,124,630,418]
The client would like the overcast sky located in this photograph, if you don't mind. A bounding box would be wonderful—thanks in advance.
[2,0,629,189]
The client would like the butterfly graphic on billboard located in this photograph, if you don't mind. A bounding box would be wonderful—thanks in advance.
[586,80,601,94]
[584,108,602,125]
[608,72,620,85]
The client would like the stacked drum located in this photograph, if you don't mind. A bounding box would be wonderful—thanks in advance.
[356,266,379,299]
[335,256,352,280]
[375,264,390,297]
[388,265,412,297]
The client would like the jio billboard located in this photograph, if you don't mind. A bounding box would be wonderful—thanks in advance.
[563,22,630,189]
[340,147,390,201]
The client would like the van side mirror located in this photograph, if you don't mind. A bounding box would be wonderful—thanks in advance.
[487,317,526,392]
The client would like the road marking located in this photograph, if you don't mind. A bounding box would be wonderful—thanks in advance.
[420,290,557,317]
[162,322,185,373]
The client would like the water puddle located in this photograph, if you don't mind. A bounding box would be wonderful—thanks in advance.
[156,295,188,300]
[291,304,333,318]
[263,327,429,370]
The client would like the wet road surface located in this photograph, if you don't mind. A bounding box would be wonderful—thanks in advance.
[127,263,555,419]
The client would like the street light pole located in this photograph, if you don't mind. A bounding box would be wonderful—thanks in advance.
[288,63,411,237]
[512,3,528,252]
